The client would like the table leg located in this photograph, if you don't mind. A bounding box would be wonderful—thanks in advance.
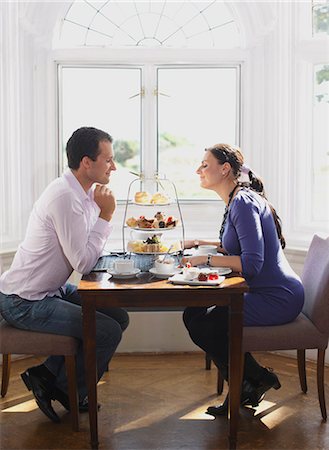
[82,298,98,449]
[228,293,244,450]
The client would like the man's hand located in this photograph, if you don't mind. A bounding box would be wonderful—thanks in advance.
[94,185,116,222]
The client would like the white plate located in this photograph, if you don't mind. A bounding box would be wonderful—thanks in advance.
[200,267,232,276]
[149,267,180,279]
[168,273,225,286]
[132,201,172,206]
[107,268,141,279]
[126,226,176,231]
[129,250,180,255]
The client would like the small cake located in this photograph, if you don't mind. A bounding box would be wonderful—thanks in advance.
[198,272,208,281]
[137,217,154,228]
[134,191,151,204]
[165,216,177,228]
[208,272,219,280]
[126,217,138,228]
[150,192,169,204]
[144,243,161,252]
[154,211,165,221]
[143,235,161,252]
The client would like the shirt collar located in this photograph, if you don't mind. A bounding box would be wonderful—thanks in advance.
[63,169,94,203]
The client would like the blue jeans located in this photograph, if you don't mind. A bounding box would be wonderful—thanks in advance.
[0,284,129,401]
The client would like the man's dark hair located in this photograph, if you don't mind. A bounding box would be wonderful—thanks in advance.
[66,127,113,170]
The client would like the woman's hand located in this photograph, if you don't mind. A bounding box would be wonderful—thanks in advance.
[184,240,196,249]
[181,255,207,267]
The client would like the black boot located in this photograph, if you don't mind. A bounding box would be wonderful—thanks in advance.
[206,379,266,417]
[244,353,281,393]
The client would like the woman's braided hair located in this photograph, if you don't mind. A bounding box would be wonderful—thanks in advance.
[207,144,286,249]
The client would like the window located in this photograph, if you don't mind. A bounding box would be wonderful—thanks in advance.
[58,64,240,201]
[60,66,142,199]
[313,64,329,222]
[312,0,329,36]
[157,66,239,199]
[57,0,240,48]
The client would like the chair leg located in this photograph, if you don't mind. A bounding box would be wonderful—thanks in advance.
[317,349,327,421]
[65,355,79,431]
[217,368,224,395]
[297,349,307,393]
[205,353,212,370]
[1,354,11,397]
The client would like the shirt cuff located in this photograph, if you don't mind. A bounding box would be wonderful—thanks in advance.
[93,217,113,237]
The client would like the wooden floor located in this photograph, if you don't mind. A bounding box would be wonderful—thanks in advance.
[0,352,328,450]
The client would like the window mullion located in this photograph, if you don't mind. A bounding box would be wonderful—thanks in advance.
[141,65,157,185]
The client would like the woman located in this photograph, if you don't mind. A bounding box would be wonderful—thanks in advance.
[182,144,304,415]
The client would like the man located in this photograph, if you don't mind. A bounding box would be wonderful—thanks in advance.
[0,127,129,422]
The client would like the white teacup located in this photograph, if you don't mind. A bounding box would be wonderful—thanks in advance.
[182,266,200,280]
[197,245,217,255]
[114,259,135,274]
[154,257,175,274]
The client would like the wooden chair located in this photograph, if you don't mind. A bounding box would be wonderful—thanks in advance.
[0,320,80,430]
[211,234,329,420]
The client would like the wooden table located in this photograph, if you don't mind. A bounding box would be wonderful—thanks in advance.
[78,272,248,450]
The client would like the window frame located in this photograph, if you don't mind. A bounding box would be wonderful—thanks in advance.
[56,59,242,203]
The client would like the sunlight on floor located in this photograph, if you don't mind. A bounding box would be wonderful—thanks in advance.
[255,401,294,429]
[2,399,38,413]
[179,406,215,420]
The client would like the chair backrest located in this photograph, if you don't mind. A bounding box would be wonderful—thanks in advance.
[301,235,329,336]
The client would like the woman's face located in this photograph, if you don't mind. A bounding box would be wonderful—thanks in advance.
[196,150,225,190]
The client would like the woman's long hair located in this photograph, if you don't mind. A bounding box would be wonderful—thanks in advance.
[208,144,286,249]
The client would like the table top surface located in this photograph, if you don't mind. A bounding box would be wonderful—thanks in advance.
[78,271,248,294]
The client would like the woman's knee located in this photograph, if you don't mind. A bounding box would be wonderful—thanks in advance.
[183,307,206,329]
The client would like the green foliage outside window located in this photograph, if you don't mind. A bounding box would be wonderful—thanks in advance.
[315,65,329,103]
[313,4,329,35]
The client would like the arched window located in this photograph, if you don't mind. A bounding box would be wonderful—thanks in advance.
[57,0,241,48]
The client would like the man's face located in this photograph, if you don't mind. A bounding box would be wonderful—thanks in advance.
[87,140,116,185]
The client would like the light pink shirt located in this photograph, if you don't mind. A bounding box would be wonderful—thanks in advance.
[0,169,112,300]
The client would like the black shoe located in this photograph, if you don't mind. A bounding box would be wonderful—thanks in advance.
[207,394,229,416]
[206,379,268,417]
[52,388,101,413]
[207,365,281,417]
[79,396,101,413]
[21,368,60,423]
[252,367,281,399]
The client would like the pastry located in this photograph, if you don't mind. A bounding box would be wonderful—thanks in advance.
[125,212,177,229]
[143,235,161,252]
[126,217,138,228]
[144,243,161,252]
[154,211,165,221]
[150,192,169,204]
[165,216,177,228]
[134,191,151,204]
[137,217,154,229]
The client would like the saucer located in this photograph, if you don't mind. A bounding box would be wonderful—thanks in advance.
[107,268,141,279]
[149,267,180,279]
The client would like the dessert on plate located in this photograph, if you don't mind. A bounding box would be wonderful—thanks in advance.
[127,235,181,253]
[126,212,178,229]
[134,191,151,204]
[134,191,170,205]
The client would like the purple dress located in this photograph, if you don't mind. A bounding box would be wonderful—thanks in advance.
[222,188,304,326]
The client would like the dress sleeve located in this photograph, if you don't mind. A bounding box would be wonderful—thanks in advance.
[229,195,264,279]
[48,193,112,274]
